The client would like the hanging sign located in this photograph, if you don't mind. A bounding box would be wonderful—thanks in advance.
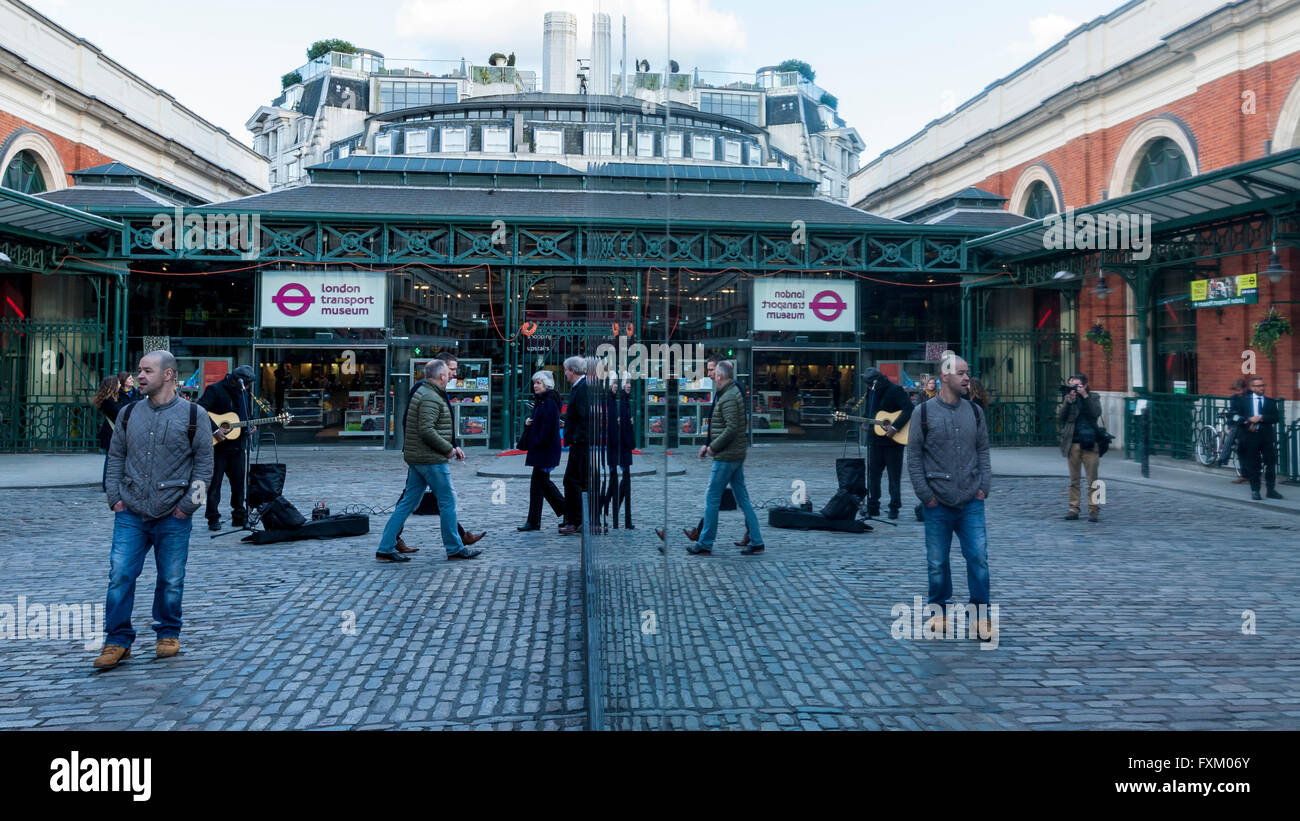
[751,278,856,333]
[1190,274,1257,308]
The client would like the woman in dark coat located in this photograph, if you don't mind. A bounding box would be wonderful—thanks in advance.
[94,376,122,452]
[600,377,635,529]
[93,376,122,491]
[518,370,566,531]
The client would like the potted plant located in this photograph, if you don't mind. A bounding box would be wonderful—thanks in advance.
[1249,307,1293,360]
[1085,322,1113,362]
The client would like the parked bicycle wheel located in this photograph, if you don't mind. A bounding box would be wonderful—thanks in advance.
[1194,425,1219,466]
[1229,447,1246,478]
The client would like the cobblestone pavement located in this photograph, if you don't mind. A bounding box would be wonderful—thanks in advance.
[2,443,1297,730]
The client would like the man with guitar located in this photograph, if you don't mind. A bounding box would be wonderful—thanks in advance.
[861,367,914,520]
[1230,376,1284,501]
[198,365,255,531]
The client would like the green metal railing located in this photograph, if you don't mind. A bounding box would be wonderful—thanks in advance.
[0,318,106,452]
[1123,392,1292,475]
[983,398,1061,446]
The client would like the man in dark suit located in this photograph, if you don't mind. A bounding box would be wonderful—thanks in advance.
[1230,375,1283,501]
[862,367,914,519]
[559,355,591,535]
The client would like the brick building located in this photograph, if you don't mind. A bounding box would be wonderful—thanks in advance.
[0,0,265,450]
[851,0,1300,466]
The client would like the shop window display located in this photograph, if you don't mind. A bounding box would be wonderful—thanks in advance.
[256,347,388,443]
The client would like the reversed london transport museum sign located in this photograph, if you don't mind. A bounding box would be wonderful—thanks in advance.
[751,277,856,333]
[260,270,387,328]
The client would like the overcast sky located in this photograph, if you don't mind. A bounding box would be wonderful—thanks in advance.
[29,0,1125,161]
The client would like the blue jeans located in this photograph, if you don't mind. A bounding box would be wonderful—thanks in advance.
[378,463,464,556]
[105,510,193,647]
[698,460,763,550]
[922,498,990,606]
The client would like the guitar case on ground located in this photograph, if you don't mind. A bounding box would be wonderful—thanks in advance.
[240,514,370,545]
[769,506,872,533]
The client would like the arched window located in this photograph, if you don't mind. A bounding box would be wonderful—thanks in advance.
[1131,138,1190,192]
[1022,180,1056,219]
[1,150,47,194]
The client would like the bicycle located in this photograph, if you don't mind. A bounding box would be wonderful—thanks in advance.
[1193,410,1246,478]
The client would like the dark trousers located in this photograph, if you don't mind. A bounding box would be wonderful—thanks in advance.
[867,442,903,516]
[207,446,246,525]
[563,444,590,526]
[1238,432,1277,492]
[600,466,632,527]
[528,467,566,527]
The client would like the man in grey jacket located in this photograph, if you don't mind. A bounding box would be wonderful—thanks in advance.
[906,355,993,638]
[95,351,214,669]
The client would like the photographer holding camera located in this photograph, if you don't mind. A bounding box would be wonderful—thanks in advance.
[1058,373,1104,522]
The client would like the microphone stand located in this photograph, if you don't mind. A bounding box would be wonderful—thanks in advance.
[859,387,900,529]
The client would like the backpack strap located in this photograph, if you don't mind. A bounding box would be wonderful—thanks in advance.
[188,401,199,441]
[120,401,136,434]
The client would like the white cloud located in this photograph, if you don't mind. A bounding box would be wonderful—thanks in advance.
[1007,14,1080,57]
[394,0,746,73]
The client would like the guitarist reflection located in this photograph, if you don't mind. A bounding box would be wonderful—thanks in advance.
[861,368,914,520]
[198,365,256,531]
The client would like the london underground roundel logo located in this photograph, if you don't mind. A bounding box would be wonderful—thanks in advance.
[271,283,315,317]
[810,289,847,322]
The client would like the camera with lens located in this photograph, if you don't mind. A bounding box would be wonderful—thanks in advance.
[1058,383,1081,397]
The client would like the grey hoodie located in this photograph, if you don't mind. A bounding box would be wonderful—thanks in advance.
[104,395,214,520]
[906,395,992,508]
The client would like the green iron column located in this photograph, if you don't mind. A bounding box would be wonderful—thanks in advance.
[113,264,129,373]
[960,284,973,376]
[502,266,513,451]
[1132,264,1152,393]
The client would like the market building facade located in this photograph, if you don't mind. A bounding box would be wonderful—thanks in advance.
[11,154,984,451]
[853,0,1300,475]
[0,0,266,451]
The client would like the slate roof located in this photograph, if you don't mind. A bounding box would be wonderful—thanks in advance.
[206,183,902,226]
[923,209,1034,229]
[38,188,170,209]
[69,162,208,205]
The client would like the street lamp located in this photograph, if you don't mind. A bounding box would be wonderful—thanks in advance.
[1091,273,1113,300]
[1262,243,1291,284]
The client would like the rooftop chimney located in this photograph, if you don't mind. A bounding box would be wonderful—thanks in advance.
[543,11,578,94]
[591,12,612,95]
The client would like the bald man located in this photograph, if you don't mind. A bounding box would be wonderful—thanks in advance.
[906,355,994,641]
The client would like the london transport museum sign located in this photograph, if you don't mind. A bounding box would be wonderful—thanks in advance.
[751,277,857,333]
[260,270,387,328]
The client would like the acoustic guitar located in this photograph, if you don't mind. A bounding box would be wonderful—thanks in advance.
[821,409,911,445]
[208,410,292,445]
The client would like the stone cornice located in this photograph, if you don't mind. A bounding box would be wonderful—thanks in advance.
[0,45,265,196]
[853,0,1291,214]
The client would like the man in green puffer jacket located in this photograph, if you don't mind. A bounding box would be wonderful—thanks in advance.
[680,360,765,556]
[375,359,482,562]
